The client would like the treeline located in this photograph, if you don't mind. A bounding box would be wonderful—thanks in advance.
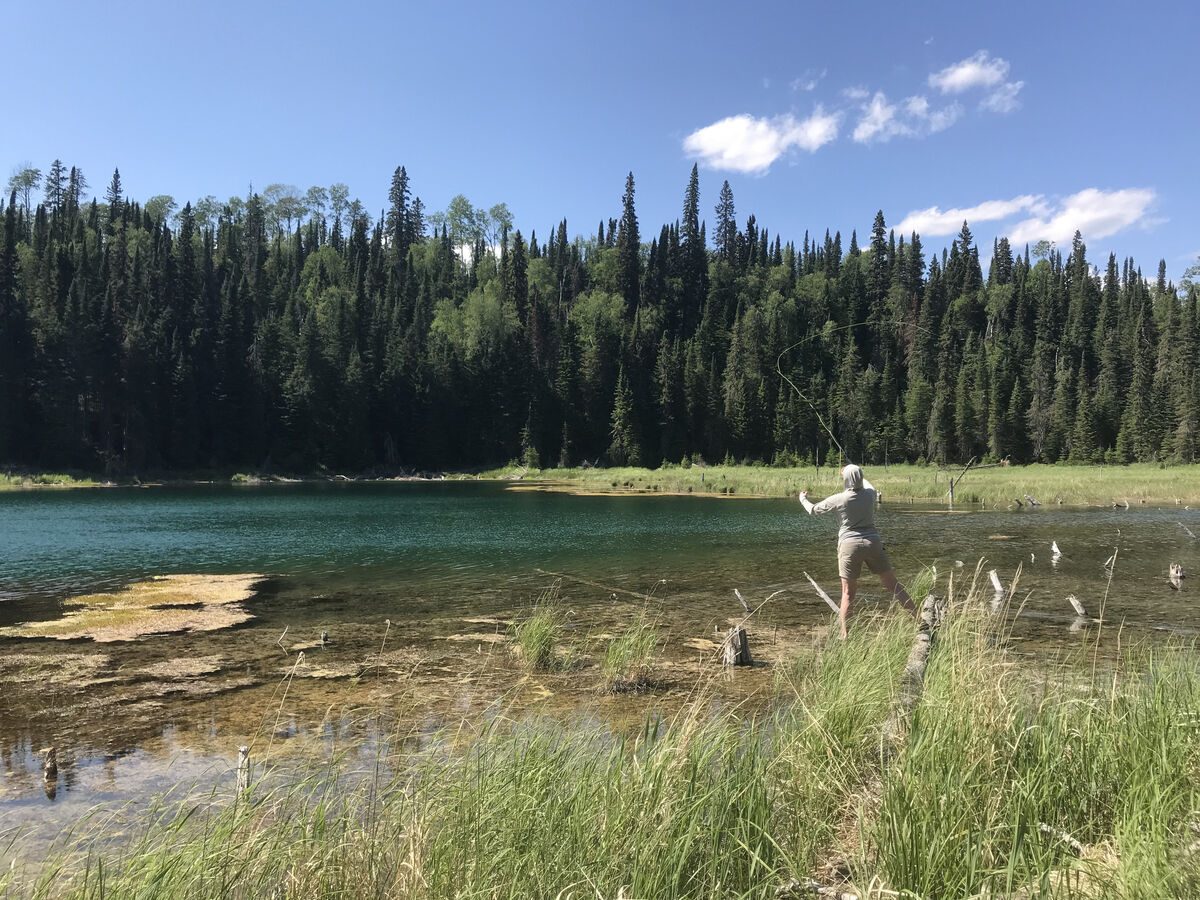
[0,161,1197,475]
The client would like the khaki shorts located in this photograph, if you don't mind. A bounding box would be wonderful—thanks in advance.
[838,536,892,580]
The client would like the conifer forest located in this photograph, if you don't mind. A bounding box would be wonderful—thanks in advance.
[1,162,1197,475]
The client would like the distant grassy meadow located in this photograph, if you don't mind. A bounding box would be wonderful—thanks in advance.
[5,462,1200,507]
[485,461,1200,507]
[6,572,1199,898]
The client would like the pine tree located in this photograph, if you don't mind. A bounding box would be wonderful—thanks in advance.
[714,180,737,263]
[608,366,641,465]
[616,172,640,318]
[679,164,707,334]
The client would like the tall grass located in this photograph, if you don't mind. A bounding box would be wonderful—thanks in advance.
[601,608,660,691]
[484,461,1200,506]
[509,581,570,671]
[8,575,1200,898]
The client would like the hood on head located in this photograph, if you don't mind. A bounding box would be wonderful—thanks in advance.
[842,464,864,491]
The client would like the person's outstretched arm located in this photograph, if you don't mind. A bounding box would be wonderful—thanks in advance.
[800,490,837,514]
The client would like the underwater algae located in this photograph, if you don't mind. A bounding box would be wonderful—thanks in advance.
[0,574,264,642]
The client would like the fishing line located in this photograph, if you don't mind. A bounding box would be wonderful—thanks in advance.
[774,317,937,467]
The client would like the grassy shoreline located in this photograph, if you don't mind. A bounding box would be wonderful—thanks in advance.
[6,574,1199,898]
[488,461,1200,507]
[6,462,1200,506]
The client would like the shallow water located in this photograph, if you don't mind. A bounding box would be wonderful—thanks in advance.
[2,481,1198,853]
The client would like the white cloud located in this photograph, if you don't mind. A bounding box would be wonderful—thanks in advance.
[853,92,908,143]
[1006,188,1157,246]
[981,81,1024,113]
[905,94,962,133]
[682,107,841,174]
[895,188,1156,245]
[790,68,827,92]
[929,50,1009,94]
[842,86,870,100]
[896,195,1047,236]
[853,92,962,143]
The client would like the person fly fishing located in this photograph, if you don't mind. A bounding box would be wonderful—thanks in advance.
[800,464,916,638]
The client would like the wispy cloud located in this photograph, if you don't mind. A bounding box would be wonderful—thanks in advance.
[853,93,905,142]
[683,107,840,174]
[905,95,962,133]
[852,92,961,143]
[1007,188,1157,246]
[790,68,827,92]
[981,80,1024,113]
[929,50,1009,93]
[896,195,1048,236]
[895,188,1157,245]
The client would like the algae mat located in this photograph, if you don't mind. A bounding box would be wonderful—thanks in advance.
[0,574,265,642]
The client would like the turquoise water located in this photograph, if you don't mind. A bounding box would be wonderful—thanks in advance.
[1,481,1199,842]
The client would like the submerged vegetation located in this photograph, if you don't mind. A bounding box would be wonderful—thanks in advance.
[0,574,262,642]
[6,572,1200,898]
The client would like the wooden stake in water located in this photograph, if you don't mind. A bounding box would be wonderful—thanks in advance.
[236,745,250,793]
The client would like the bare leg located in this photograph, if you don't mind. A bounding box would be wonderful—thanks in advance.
[879,570,917,615]
[839,577,857,639]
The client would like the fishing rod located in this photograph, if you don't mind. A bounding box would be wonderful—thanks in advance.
[774,317,937,468]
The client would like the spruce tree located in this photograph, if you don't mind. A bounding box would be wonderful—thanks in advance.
[615,173,640,318]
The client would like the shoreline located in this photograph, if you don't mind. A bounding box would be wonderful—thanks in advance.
[4,462,1200,507]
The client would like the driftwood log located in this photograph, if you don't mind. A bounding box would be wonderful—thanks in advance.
[880,596,940,752]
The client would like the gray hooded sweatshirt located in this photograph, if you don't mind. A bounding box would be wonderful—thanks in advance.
[800,463,879,542]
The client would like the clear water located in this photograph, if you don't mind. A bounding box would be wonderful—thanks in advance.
[2,481,1198,848]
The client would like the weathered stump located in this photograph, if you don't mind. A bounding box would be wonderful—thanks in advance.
[722,626,753,666]
[236,745,250,793]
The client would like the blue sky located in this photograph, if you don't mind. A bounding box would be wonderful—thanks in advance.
[4,0,1197,279]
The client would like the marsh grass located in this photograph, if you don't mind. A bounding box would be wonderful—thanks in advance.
[0,472,100,489]
[486,462,1200,506]
[601,608,660,691]
[509,581,571,671]
[8,572,1200,899]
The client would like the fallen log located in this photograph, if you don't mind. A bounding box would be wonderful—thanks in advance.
[880,596,940,752]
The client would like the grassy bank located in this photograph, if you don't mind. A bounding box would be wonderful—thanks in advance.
[7,574,1200,898]
[486,461,1200,506]
[7,462,1200,506]
[0,472,102,490]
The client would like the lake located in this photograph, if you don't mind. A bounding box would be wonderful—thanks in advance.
[1,481,1198,849]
